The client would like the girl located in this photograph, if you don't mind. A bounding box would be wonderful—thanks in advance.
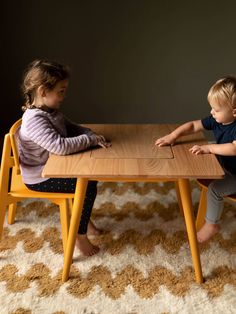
[18,59,111,256]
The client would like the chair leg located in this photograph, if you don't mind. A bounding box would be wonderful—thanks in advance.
[59,199,70,254]
[68,198,73,213]
[175,181,184,216]
[8,203,17,224]
[0,203,7,240]
[196,187,207,231]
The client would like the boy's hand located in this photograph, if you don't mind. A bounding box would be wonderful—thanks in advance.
[189,145,211,155]
[95,134,112,148]
[155,134,176,146]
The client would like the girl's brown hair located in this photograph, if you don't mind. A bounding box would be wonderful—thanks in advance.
[21,59,70,111]
[207,76,236,109]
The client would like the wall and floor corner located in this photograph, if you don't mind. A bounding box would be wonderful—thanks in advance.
[1,0,236,139]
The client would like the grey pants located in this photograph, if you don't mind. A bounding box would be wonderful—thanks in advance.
[206,172,236,224]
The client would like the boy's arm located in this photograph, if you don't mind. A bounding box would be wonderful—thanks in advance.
[190,141,236,156]
[155,120,204,146]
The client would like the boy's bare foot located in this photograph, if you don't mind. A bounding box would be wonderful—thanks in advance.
[197,222,220,243]
[87,220,101,236]
[75,234,100,256]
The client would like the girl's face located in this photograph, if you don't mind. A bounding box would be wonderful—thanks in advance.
[43,79,69,109]
[209,100,236,124]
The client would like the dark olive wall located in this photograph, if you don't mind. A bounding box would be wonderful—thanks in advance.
[2,0,236,136]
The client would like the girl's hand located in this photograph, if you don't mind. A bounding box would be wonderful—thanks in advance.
[155,134,176,146]
[189,145,211,155]
[95,134,112,148]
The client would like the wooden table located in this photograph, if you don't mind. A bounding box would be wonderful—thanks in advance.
[42,124,224,283]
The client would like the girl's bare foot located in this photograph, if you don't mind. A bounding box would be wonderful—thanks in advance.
[197,222,220,243]
[75,234,100,256]
[87,220,101,236]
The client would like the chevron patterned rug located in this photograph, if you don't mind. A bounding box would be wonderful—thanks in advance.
[1,181,236,314]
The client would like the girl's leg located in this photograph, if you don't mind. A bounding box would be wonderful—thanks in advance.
[87,220,101,235]
[26,178,100,256]
[77,181,98,234]
[197,173,236,243]
[75,181,100,255]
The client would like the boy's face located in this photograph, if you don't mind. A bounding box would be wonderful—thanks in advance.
[43,79,69,109]
[209,101,236,124]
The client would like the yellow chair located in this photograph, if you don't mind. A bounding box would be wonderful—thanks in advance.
[0,119,75,253]
[196,179,236,230]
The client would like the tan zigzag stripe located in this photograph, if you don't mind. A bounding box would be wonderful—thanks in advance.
[97,181,177,195]
[93,202,185,221]
[93,201,235,221]
[2,226,236,255]
[14,201,187,222]
[1,263,236,299]
[14,200,234,223]
[10,309,32,314]
[0,227,63,254]
[97,180,200,195]
[14,201,61,220]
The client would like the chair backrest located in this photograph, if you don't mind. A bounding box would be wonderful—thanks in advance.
[0,133,14,197]
[9,118,22,175]
[0,129,25,196]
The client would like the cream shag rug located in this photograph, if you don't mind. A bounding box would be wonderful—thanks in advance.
[1,181,236,314]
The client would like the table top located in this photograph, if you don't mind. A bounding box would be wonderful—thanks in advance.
[42,124,225,179]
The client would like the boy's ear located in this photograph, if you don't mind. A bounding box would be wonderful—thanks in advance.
[37,85,47,97]
[233,108,236,117]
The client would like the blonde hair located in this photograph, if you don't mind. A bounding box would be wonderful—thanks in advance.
[207,76,236,109]
[21,59,70,111]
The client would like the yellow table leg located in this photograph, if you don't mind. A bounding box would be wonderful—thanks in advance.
[178,178,203,283]
[62,178,88,282]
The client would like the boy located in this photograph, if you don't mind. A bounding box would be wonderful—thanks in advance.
[155,76,236,243]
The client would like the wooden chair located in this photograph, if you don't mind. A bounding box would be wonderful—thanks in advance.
[196,179,236,230]
[0,119,74,253]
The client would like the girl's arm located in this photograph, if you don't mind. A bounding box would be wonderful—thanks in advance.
[23,114,98,155]
[190,141,236,156]
[64,116,111,148]
[155,120,204,146]
[64,116,95,136]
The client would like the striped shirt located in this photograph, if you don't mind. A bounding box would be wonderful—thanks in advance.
[18,108,98,184]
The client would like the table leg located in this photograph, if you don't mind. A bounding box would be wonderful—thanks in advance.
[178,178,203,283]
[62,178,88,282]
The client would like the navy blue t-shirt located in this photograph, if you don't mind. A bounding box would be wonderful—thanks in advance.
[201,115,236,174]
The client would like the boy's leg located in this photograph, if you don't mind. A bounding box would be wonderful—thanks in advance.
[197,173,236,242]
